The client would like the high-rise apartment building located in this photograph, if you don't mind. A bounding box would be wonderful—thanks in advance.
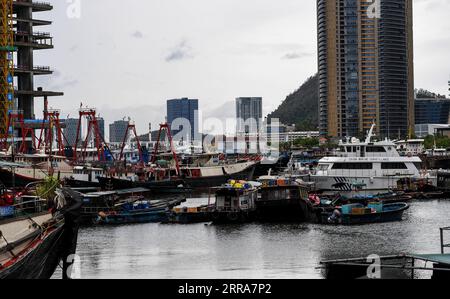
[109,120,129,144]
[317,0,414,138]
[63,118,81,147]
[236,97,263,135]
[167,98,199,141]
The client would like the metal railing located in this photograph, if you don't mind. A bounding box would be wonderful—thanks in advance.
[440,227,450,254]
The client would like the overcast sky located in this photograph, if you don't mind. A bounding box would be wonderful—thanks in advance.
[34,0,450,135]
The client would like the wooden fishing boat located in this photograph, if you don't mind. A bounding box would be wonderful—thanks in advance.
[95,204,169,225]
[93,196,185,225]
[256,176,314,222]
[323,202,409,225]
[97,176,189,194]
[209,181,258,224]
[165,205,213,224]
[0,188,82,279]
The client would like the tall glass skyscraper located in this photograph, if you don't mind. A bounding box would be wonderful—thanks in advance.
[167,98,199,141]
[317,0,415,138]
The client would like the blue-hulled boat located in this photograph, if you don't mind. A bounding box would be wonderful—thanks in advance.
[95,201,169,225]
[324,202,409,225]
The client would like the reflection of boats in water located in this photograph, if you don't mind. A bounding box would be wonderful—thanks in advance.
[0,188,82,279]
[309,124,436,196]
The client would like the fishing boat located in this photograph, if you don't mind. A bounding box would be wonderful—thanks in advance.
[0,153,74,187]
[256,175,314,222]
[309,124,436,196]
[209,181,258,224]
[91,188,186,225]
[97,175,189,194]
[97,159,257,191]
[323,202,409,225]
[95,201,169,225]
[98,122,257,192]
[79,187,185,224]
[0,188,82,279]
[64,165,105,188]
[165,205,213,224]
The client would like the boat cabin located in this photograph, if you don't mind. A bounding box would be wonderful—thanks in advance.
[214,185,257,213]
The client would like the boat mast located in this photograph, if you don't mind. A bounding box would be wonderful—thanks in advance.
[365,123,376,143]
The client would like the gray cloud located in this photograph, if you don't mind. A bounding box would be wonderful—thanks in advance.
[131,30,144,39]
[282,52,313,60]
[165,40,194,62]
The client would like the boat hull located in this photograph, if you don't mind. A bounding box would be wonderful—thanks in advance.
[64,178,101,188]
[255,199,313,222]
[97,177,188,193]
[322,203,409,225]
[0,189,82,279]
[0,168,41,187]
[184,164,256,189]
[0,221,65,279]
[96,208,168,225]
[310,175,430,196]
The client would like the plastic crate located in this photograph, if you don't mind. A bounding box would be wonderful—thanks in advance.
[0,206,15,217]
[341,204,363,215]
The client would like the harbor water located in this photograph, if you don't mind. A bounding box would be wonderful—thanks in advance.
[54,197,450,279]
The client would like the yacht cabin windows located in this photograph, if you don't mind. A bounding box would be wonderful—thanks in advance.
[318,164,330,171]
[332,163,373,170]
[381,163,408,170]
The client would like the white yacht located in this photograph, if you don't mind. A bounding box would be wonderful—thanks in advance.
[310,125,436,195]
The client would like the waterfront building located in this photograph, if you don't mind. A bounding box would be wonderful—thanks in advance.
[109,120,129,144]
[63,118,81,147]
[415,124,450,138]
[317,0,414,139]
[415,98,450,125]
[167,98,199,142]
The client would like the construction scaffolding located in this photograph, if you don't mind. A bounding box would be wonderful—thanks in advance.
[0,0,14,138]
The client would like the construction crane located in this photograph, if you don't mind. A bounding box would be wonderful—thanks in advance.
[0,0,15,138]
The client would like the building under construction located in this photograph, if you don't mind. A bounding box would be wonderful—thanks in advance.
[13,0,62,118]
[1,0,62,141]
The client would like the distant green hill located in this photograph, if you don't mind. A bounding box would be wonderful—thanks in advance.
[267,74,319,131]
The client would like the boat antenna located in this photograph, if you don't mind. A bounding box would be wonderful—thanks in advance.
[365,123,376,143]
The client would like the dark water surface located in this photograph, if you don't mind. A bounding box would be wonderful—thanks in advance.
[54,198,450,279]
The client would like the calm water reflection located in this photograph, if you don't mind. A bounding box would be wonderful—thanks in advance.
[54,199,450,279]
